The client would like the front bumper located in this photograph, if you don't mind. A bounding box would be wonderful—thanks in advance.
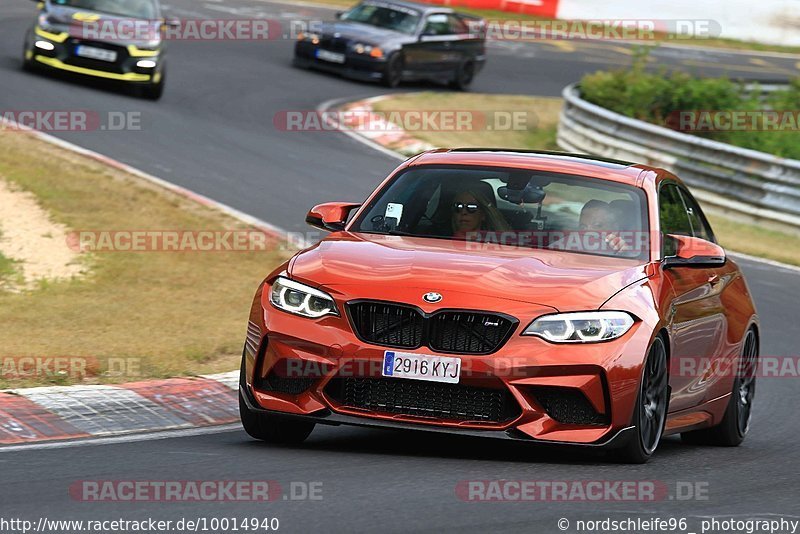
[240,383,637,450]
[243,284,652,447]
[294,41,387,82]
[27,28,162,84]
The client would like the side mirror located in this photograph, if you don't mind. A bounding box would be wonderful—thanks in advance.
[335,11,345,19]
[663,234,726,268]
[306,202,361,232]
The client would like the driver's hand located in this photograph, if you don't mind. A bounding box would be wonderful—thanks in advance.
[605,232,631,252]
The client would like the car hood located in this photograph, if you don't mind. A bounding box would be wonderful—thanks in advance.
[42,4,162,47]
[289,233,651,311]
[320,21,409,44]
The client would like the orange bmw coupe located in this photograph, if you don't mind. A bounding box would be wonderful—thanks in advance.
[239,149,759,463]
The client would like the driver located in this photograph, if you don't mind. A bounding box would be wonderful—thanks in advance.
[450,189,510,238]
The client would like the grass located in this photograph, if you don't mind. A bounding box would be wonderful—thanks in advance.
[579,52,800,160]
[371,92,562,150]
[706,214,800,266]
[0,249,20,288]
[0,131,290,389]
[303,0,800,55]
[366,91,800,267]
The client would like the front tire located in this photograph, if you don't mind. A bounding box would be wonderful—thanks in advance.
[382,52,403,88]
[681,329,757,446]
[140,75,164,101]
[133,68,165,100]
[22,42,35,72]
[613,336,669,463]
[238,351,315,444]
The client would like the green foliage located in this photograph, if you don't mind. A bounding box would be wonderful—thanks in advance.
[579,51,800,160]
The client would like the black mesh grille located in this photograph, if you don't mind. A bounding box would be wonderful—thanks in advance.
[532,387,608,425]
[325,377,521,423]
[428,312,515,354]
[319,36,348,53]
[257,372,316,395]
[347,301,516,355]
[349,302,424,349]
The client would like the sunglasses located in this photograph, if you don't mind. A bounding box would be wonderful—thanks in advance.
[452,202,480,214]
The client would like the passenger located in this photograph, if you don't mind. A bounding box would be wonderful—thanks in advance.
[550,199,631,253]
[580,200,631,253]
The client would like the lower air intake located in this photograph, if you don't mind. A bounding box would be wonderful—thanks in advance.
[325,377,521,423]
[531,386,608,425]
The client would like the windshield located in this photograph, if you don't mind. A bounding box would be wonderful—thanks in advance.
[50,0,159,19]
[341,3,421,35]
[352,165,650,259]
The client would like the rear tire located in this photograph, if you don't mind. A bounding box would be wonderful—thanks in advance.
[612,336,669,464]
[449,60,475,91]
[238,350,315,444]
[681,329,757,447]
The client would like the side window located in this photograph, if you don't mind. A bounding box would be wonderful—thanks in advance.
[423,14,451,35]
[678,188,715,243]
[659,183,692,256]
[447,14,468,34]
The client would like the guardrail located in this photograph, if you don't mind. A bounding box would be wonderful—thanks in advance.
[557,84,800,230]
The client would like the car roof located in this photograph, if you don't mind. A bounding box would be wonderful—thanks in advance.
[361,0,454,15]
[407,148,670,189]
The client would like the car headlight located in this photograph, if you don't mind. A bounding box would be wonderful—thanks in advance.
[523,311,635,343]
[37,14,59,33]
[269,277,338,318]
[353,43,383,58]
[298,32,320,44]
[128,44,160,57]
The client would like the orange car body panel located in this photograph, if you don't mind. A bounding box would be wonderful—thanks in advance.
[243,150,759,447]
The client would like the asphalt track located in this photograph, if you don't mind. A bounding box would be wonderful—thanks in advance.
[1,0,800,531]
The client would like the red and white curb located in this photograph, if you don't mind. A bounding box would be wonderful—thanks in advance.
[319,95,435,159]
[0,371,239,445]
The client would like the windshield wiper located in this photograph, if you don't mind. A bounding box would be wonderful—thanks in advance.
[383,229,416,236]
